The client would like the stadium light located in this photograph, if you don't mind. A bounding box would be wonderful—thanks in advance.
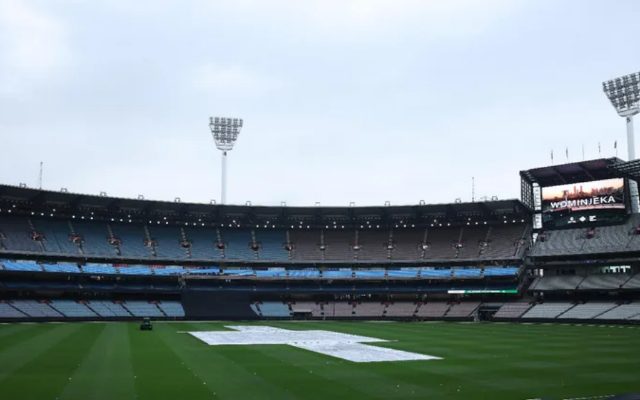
[603,71,640,212]
[209,117,243,204]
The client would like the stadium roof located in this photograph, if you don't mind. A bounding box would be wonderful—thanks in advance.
[608,159,640,182]
[0,184,529,227]
[519,158,624,187]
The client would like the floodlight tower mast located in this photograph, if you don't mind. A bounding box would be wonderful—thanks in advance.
[209,117,243,204]
[603,71,640,212]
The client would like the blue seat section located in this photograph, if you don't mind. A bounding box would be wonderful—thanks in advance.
[453,268,482,278]
[255,230,288,260]
[185,267,220,275]
[221,230,255,260]
[0,302,27,318]
[123,301,164,317]
[288,269,321,279]
[32,218,76,254]
[387,268,420,278]
[0,216,41,252]
[148,226,185,259]
[49,300,97,317]
[73,221,117,257]
[185,227,221,259]
[110,224,151,258]
[153,266,185,276]
[82,264,117,274]
[420,268,452,279]
[157,301,185,317]
[484,266,519,277]
[255,268,287,278]
[221,268,254,277]
[2,260,43,272]
[259,302,291,317]
[354,269,386,279]
[10,300,62,317]
[118,265,152,275]
[43,263,81,274]
[87,301,131,317]
[323,269,353,279]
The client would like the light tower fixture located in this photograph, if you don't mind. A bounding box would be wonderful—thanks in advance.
[603,71,640,212]
[209,117,243,204]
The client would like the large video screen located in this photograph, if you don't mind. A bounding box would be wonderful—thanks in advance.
[541,178,627,228]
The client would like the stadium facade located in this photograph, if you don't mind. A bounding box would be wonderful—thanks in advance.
[1,157,639,323]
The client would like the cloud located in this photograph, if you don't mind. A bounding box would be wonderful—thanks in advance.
[0,0,71,96]
[205,0,521,42]
[191,63,282,96]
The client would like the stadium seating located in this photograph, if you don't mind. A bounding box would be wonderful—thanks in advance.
[0,216,43,252]
[184,227,221,259]
[43,263,81,274]
[354,302,385,317]
[521,303,574,319]
[493,302,532,319]
[49,300,97,317]
[32,218,78,254]
[157,301,185,317]
[483,266,519,277]
[255,230,289,260]
[118,265,152,275]
[529,275,584,291]
[532,214,640,256]
[446,302,480,317]
[0,302,26,318]
[220,230,255,260]
[72,221,117,256]
[10,300,62,317]
[221,268,254,277]
[257,302,291,317]
[287,269,321,279]
[557,303,617,319]
[420,268,452,279]
[356,230,391,260]
[185,267,220,275]
[87,301,132,317]
[122,301,164,317]
[385,302,418,317]
[452,268,482,279]
[147,226,186,259]
[109,224,151,258]
[291,301,324,317]
[622,273,640,289]
[1,260,43,272]
[354,269,386,279]
[387,268,420,279]
[323,269,353,279]
[255,268,287,278]
[153,266,185,276]
[82,264,117,274]
[577,274,629,290]
[415,302,450,318]
[596,303,640,320]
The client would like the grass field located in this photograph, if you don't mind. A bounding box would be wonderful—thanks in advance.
[0,320,639,399]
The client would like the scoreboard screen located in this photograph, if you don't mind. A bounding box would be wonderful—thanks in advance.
[541,178,627,228]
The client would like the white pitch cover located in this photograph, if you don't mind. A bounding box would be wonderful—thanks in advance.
[188,326,441,363]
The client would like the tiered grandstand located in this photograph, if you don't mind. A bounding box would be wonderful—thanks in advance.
[1,157,640,323]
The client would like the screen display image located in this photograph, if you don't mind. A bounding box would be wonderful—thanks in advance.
[541,178,627,228]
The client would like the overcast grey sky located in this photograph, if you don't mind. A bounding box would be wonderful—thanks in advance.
[0,0,639,206]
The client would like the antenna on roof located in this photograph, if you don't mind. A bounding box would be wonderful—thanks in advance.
[472,176,475,202]
[38,161,43,190]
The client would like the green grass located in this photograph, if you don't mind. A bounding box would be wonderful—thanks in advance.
[0,320,639,399]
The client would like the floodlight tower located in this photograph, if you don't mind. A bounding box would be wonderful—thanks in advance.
[603,71,640,212]
[209,117,243,204]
